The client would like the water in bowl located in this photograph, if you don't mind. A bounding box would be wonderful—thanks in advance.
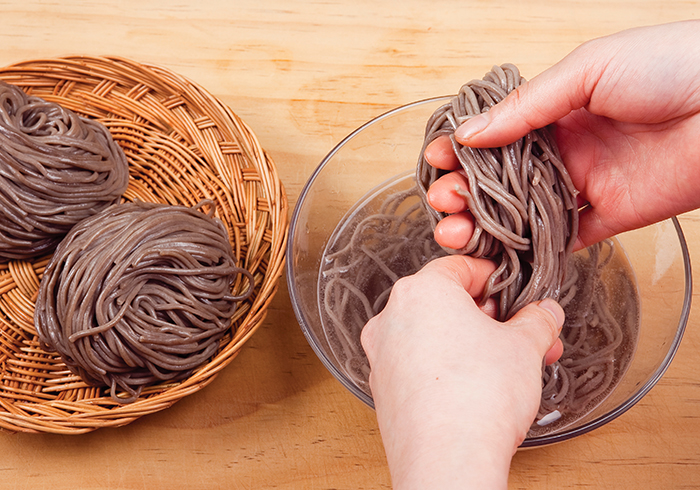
[317,171,640,436]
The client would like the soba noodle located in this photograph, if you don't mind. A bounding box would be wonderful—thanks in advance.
[320,183,636,432]
[539,240,631,421]
[321,185,446,388]
[414,64,634,429]
[35,200,254,403]
[0,81,129,260]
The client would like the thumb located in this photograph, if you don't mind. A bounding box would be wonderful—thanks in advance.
[506,298,565,364]
[453,53,600,148]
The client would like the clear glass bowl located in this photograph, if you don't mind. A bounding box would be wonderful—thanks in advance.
[286,96,692,447]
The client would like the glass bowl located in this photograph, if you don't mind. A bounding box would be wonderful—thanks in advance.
[286,96,692,447]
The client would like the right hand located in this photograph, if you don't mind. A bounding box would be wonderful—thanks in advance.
[424,20,700,251]
[361,255,564,489]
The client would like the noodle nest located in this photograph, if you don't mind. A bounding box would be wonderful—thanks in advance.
[0,81,129,260]
[35,200,254,403]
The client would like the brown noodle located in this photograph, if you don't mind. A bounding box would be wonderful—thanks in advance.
[416,64,579,321]
[414,64,633,429]
[0,81,129,260]
[321,186,445,388]
[35,200,254,403]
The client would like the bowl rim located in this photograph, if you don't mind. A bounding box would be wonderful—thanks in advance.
[286,96,694,448]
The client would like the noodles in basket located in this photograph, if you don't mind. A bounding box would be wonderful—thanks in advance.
[36,200,254,403]
[0,81,129,260]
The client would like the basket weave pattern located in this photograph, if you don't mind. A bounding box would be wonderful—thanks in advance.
[0,56,288,434]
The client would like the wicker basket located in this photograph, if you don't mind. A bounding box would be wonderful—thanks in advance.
[0,56,288,434]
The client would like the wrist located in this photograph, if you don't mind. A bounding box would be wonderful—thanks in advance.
[378,391,519,490]
[388,424,515,490]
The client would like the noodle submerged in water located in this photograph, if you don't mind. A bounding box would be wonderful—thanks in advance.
[0,81,129,260]
[320,179,445,389]
[35,200,254,403]
[320,177,639,436]
[320,65,640,435]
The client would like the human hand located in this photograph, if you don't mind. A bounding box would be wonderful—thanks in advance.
[360,255,564,490]
[425,20,700,251]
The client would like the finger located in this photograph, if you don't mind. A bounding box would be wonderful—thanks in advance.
[453,52,601,148]
[419,255,497,299]
[573,206,621,251]
[544,339,564,365]
[478,297,499,319]
[506,298,565,358]
[434,213,475,251]
[424,135,460,170]
[426,170,470,213]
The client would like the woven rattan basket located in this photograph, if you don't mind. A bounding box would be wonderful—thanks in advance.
[0,56,288,434]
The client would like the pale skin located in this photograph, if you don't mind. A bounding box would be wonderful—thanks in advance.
[361,20,700,490]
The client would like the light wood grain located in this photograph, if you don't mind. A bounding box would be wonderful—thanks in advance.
[0,1,698,488]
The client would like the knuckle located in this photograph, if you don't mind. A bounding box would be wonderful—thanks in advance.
[389,274,416,297]
[360,318,375,352]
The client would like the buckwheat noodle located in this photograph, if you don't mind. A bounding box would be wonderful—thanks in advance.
[35,200,254,403]
[320,186,445,390]
[416,64,579,321]
[0,81,129,260]
[539,240,632,422]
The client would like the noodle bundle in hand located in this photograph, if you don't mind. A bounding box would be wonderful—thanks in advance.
[417,64,579,320]
[0,81,129,260]
[35,200,254,403]
[416,65,636,431]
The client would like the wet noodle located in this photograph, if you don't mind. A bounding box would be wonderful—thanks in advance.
[0,81,129,260]
[35,200,254,403]
[416,64,578,320]
[415,65,637,431]
[320,65,639,433]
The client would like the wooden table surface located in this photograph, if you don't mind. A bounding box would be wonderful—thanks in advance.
[0,1,699,488]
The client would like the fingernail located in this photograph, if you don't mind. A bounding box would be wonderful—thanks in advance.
[423,141,437,166]
[426,187,436,207]
[454,112,490,141]
[538,298,565,331]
